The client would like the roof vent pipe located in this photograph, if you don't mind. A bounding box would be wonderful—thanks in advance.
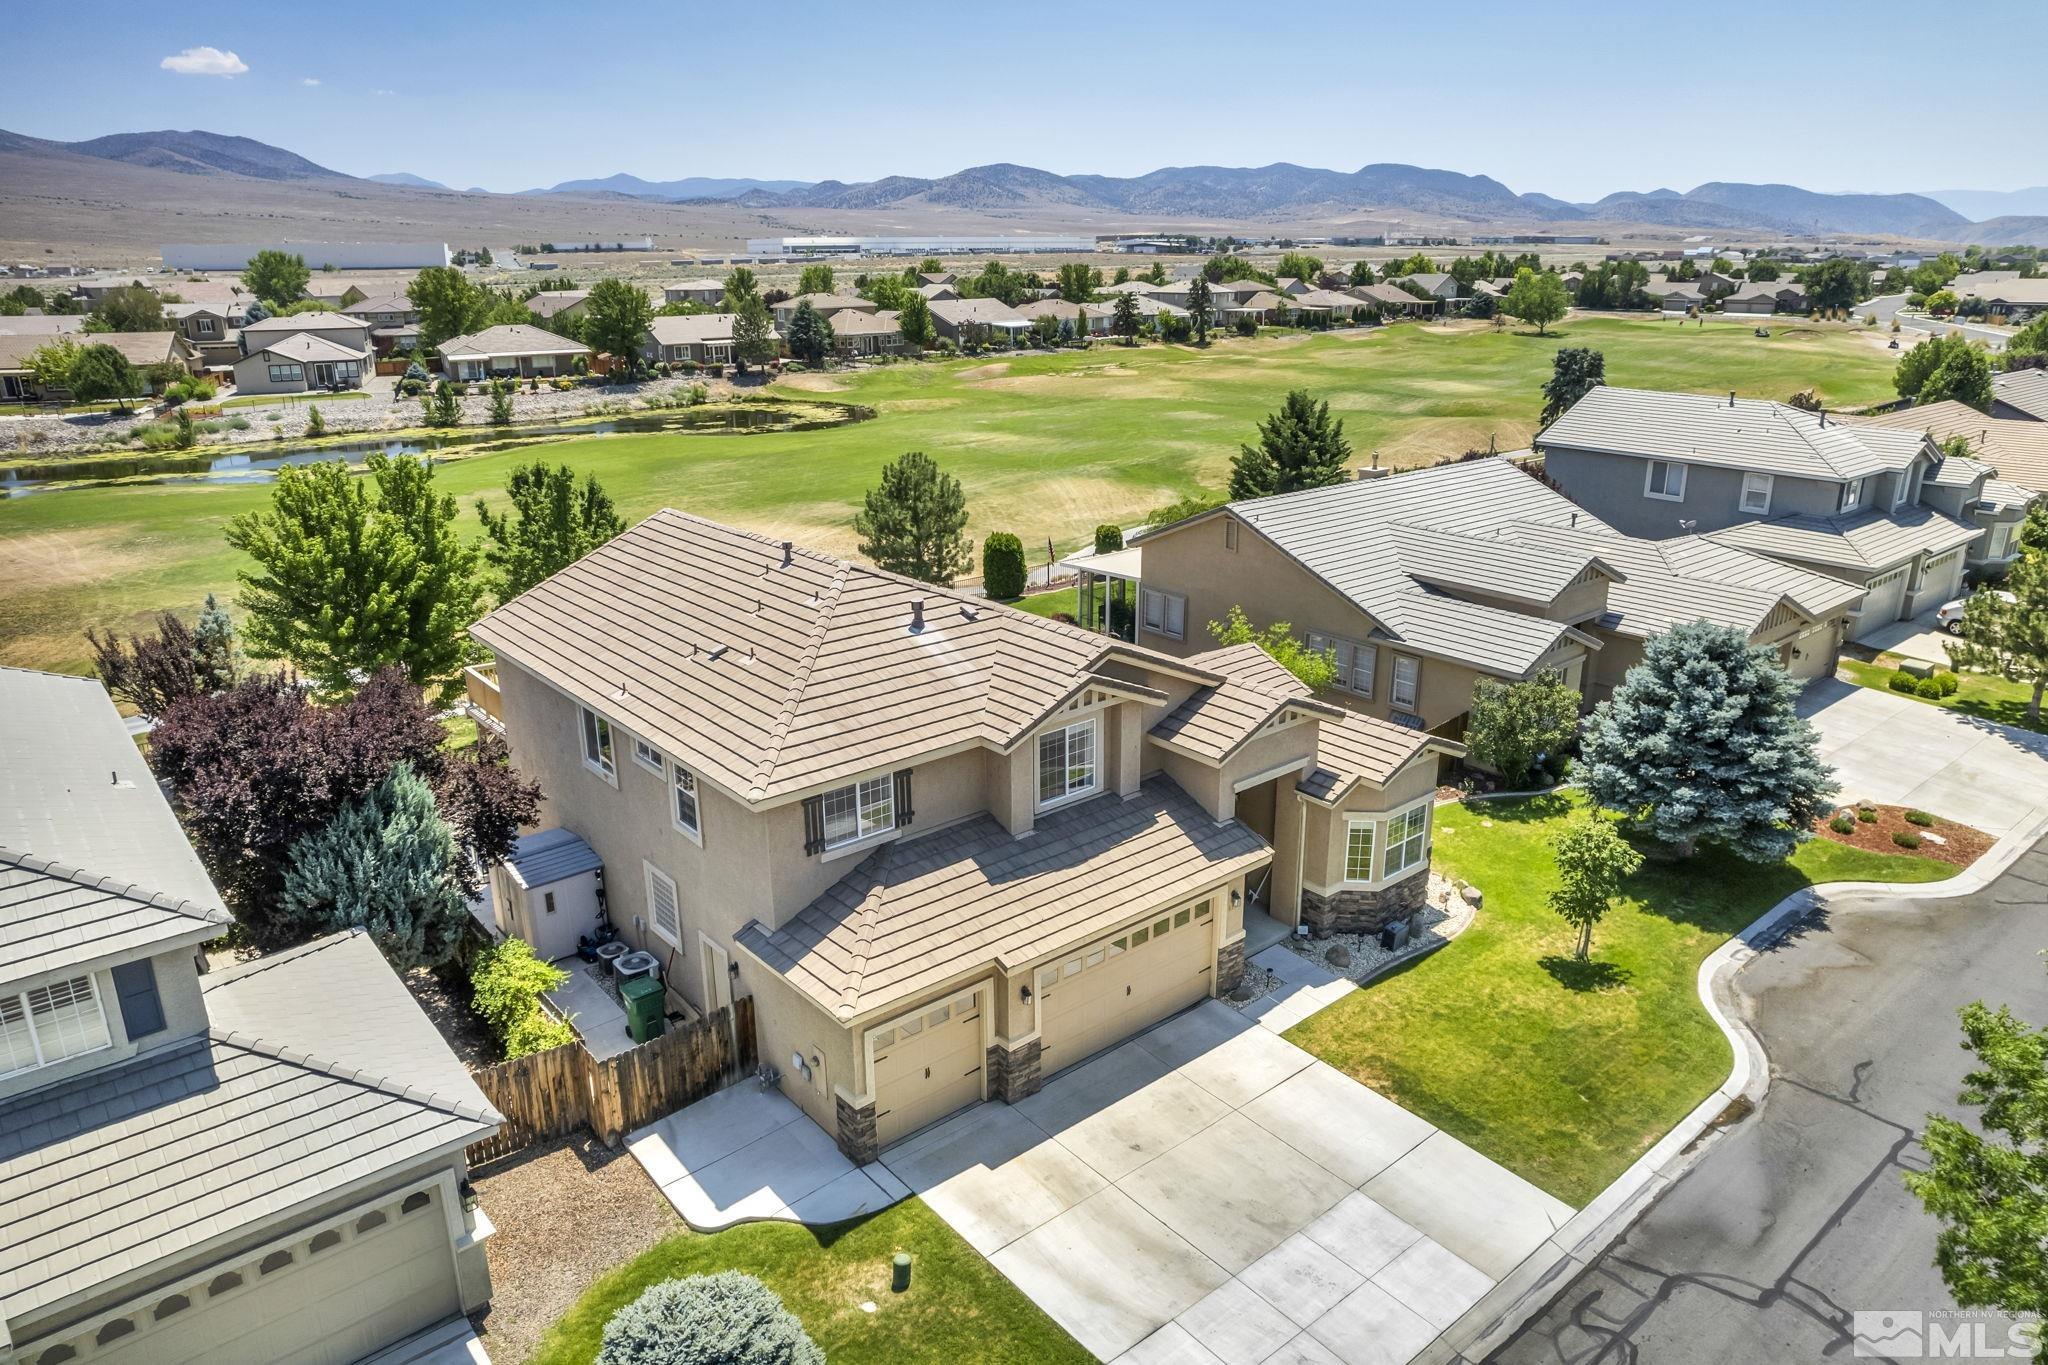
[909,599,925,633]
[1729,391,1736,406]
[780,540,793,567]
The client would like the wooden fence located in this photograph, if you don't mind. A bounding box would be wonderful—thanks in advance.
[466,995,756,1165]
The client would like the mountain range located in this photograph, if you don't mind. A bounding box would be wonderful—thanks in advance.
[5,127,2045,246]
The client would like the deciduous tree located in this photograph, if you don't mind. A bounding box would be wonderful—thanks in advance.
[1540,347,1607,425]
[1896,332,1972,399]
[721,267,760,311]
[730,296,777,373]
[1207,606,1336,690]
[66,343,143,409]
[1920,343,1997,412]
[476,460,627,600]
[408,266,488,349]
[1057,262,1098,303]
[853,451,972,586]
[1548,815,1643,960]
[86,596,238,718]
[1502,268,1569,335]
[87,285,166,333]
[1949,548,2048,722]
[898,292,936,349]
[1228,389,1352,499]
[1466,676,1582,788]
[1276,251,1324,284]
[1579,620,1836,860]
[242,249,311,307]
[582,278,655,373]
[796,263,836,296]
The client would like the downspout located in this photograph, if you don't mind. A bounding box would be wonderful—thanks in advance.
[1292,794,1308,930]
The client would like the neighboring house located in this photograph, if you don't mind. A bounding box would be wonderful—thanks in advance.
[341,293,423,355]
[927,296,1031,342]
[232,333,371,394]
[1949,276,2048,321]
[823,308,905,357]
[1290,288,1373,320]
[917,270,956,287]
[438,324,591,380]
[1395,273,1459,301]
[1695,270,1739,297]
[0,667,500,1365]
[771,294,876,329]
[0,315,86,337]
[237,313,375,359]
[1850,399,2048,570]
[1349,282,1435,317]
[1014,299,1114,336]
[300,279,371,309]
[1648,281,1705,311]
[161,300,245,346]
[0,335,49,401]
[1095,280,1164,297]
[1560,271,1584,296]
[1539,387,2004,641]
[644,312,777,365]
[1720,281,1807,315]
[1223,290,1289,325]
[661,279,726,307]
[915,282,959,302]
[0,331,193,401]
[526,289,592,322]
[472,513,1458,1161]
[1993,369,2048,423]
[1272,277,1312,297]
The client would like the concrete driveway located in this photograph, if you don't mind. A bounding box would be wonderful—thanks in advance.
[1851,610,1956,667]
[881,1000,1570,1363]
[1802,677,2048,836]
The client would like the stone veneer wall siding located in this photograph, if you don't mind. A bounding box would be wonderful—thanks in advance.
[1299,869,1428,937]
[987,1038,1044,1103]
[1215,937,1246,994]
[835,1092,878,1165]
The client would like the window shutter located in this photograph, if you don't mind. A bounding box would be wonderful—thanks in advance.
[893,769,914,828]
[802,795,826,855]
[111,959,166,1041]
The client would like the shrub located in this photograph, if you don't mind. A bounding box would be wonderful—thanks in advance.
[981,531,1026,598]
[306,403,325,437]
[469,938,571,1058]
[598,1273,823,1365]
[1933,671,1960,697]
[1915,676,1945,699]
[1829,813,1856,834]
[1892,830,1922,849]
[1889,669,1920,693]
[1093,524,1124,555]
[1858,806,1879,823]
[1905,809,1936,827]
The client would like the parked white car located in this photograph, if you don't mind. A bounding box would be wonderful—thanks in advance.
[1938,589,2015,633]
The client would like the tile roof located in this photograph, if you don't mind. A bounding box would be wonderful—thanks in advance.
[824,308,902,336]
[782,293,874,314]
[1996,369,2048,421]
[241,313,371,337]
[0,315,85,338]
[929,297,1029,327]
[736,777,1270,1021]
[0,669,223,914]
[1538,386,1931,481]
[439,323,590,358]
[1710,504,1983,571]
[1295,711,1445,805]
[1957,278,2048,307]
[647,312,762,345]
[0,850,229,984]
[1849,400,2048,492]
[525,289,591,318]
[0,931,498,1325]
[471,511,1176,804]
[242,331,366,363]
[1219,458,1609,677]
[664,278,726,292]
[1146,644,1342,763]
[1231,291,1286,311]
[66,331,188,366]
[341,292,417,316]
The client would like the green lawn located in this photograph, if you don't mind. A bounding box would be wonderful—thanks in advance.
[1285,793,1957,1208]
[527,1198,1090,1365]
[1004,586,1078,619]
[0,317,1894,676]
[1839,657,2047,735]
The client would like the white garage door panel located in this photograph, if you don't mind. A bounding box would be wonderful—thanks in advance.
[90,1190,459,1365]
[1852,569,1908,642]
[1037,900,1214,1076]
[874,991,985,1148]
[1785,623,1836,681]
[1923,551,1964,606]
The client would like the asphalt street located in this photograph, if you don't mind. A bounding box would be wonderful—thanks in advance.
[1492,841,2048,1364]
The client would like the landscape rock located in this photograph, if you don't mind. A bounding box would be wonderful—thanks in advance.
[1324,945,1352,969]
[1460,883,1484,908]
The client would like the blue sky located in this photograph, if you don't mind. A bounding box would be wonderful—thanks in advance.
[3,1,2043,200]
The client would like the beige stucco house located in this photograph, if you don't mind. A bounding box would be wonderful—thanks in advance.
[0,668,500,1365]
[472,514,1454,1161]
[661,279,726,307]
[438,324,590,381]
[644,313,777,366]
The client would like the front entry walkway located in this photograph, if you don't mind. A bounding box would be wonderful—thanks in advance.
[881,1000,1571,1363]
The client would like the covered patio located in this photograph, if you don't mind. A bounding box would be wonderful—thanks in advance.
[1057,543,1143,643]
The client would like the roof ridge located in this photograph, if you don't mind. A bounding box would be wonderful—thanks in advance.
[200,926,358,986]
[753,560,850,798]
[207,1027,501,1126]
[835,845,899,1019]
[0,845,233,928]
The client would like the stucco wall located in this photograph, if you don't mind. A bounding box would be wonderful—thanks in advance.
[0,945,211,1105]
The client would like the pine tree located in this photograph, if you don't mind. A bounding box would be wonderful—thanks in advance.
[1188,276,1213,344]
[1948,547,2048,722]
[279,763,468,969]
[476,460,628,601]
[1228,390,1352,499]
[730,296,777,373]
[1540,347,1607,426]
[853,451,972,586]
[1112,292,1142,345]
[1579,621,1837,861]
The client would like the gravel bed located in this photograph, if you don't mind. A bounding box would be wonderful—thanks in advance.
[1224,959,1284,1006]
[0,374,737,453]
[402,966,501,1069]
[471,1132,680,1364]
[1285,872,1475,984]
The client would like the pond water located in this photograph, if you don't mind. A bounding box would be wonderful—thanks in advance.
[1,402,867,496]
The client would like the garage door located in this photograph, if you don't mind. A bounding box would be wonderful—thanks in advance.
[1921,550,1965,608]
[1851,567,1909,642]
[872,989,985,1148]
[89,1187,459,1365]
[1036,898,1215,1077]
[1782,622,1837,681]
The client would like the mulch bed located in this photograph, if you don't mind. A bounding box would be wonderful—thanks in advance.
[470,1133,680,1364]
[402,966,501,1069]
[1813,802,1993,869]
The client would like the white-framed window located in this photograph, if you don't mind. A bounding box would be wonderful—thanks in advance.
[670,760,701,840]
[579,705,616,781]
[1037,718,1099,809]
[1892,471,1912,509]
[1225,519,1240,552]
[1141,588,1186,640]
[1307,632,1375,697]
[822,775,894,849]
[643,863,680,946]
[1739,472,1774,515]
[1990,523,2015,558]
[1643,460,1686,501]
[0,975,112,1079]
[1383,805,1430,878]
[195,317,216,337]
[631,736,665,774]
[1344,821,1375,882]
[1390,655,1420,711]
[1839,477,1867,513]
[266,363,302,384]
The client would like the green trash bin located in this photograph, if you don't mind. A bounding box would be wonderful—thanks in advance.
[620,975,667,1044]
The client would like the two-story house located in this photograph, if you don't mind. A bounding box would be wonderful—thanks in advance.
[1538,387,2032,642]
[472,513,1458,1162]
[0,668,501,1365]
[341,293,423,356]
[231,313,376,395]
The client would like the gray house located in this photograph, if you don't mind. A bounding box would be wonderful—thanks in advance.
[0,668,501,1365]
[1538,387,2023,641]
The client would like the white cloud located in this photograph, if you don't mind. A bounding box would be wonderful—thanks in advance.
[300,77,321,86]
[371,87,396,96]
[160,46,248,77]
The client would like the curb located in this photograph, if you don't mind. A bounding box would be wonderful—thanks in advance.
[1413,806,2048,1365]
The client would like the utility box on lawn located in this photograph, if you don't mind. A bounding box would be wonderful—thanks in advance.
[621,975,667,1044]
